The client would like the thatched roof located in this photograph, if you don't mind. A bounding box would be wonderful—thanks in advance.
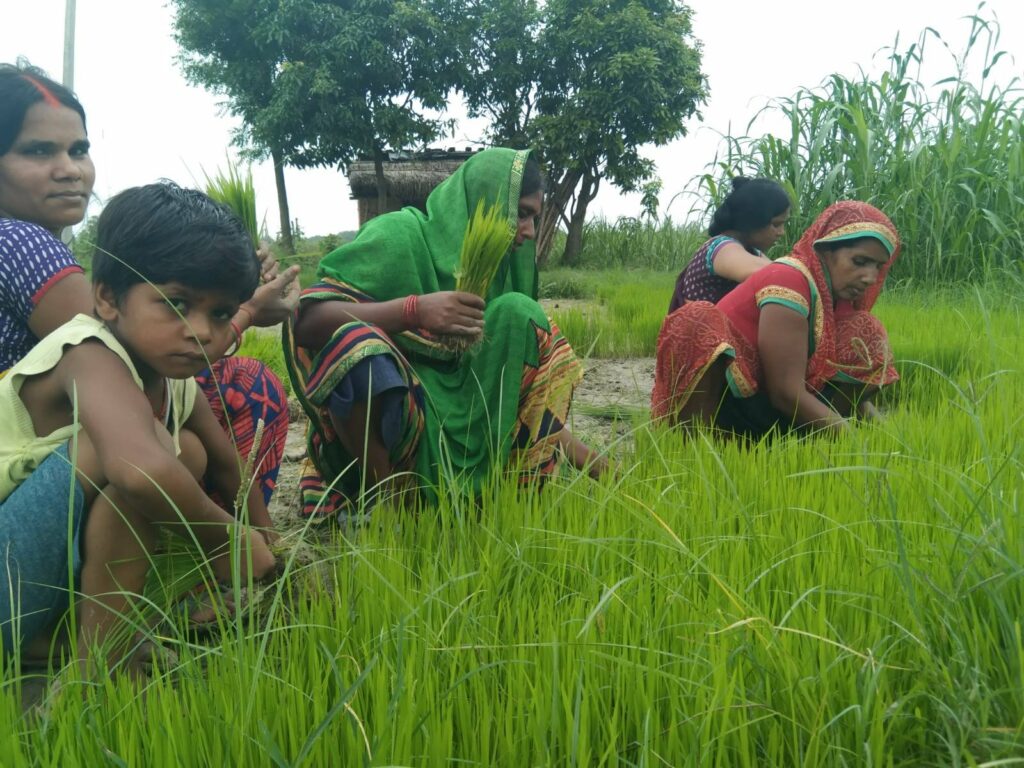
[347,148,482,201]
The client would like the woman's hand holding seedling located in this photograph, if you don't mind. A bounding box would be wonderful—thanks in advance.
[416,291,486,337]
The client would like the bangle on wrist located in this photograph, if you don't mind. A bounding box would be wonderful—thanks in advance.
[227,320,243,356]
[401,294,420,330]
[236,304,254,329]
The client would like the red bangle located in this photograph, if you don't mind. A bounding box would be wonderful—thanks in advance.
[236,305,254,328]
[402,294,419,330]
[228,320,243,356]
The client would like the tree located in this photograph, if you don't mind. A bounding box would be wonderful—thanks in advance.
[463,0,707,266]
[257,0,466,210]
[172,0,297,252]
[460,0,542,149]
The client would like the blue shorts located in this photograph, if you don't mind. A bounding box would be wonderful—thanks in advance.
[0,444,86,656]
[327,355,408,451]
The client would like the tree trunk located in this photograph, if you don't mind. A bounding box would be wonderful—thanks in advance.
[373,147,388,219]
[536,167,582,267]
[560,171,600,268]
[272,147,294,254]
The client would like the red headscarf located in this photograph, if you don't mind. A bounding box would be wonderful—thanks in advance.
[781,201,900,389]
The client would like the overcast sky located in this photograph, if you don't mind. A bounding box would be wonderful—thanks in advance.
[4,0,1022,236]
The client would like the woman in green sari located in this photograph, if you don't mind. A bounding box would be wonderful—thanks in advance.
[285,148,604,520]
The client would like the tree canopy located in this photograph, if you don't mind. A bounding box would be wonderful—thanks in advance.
[173,0,707,260]
[464,0,707,264]
[173,0,296,250]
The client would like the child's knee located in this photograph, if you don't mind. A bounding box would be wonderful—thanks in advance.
[177,429,207,481]
[151,420,206,480]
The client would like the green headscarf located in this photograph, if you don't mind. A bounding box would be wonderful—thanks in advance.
[290,147,577,503]
[318,147,538,313]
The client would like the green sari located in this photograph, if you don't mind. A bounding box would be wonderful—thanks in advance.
[285,148,581,519]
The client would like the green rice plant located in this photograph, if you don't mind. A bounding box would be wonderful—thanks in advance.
[549,270,673,357]
[5,287,1024,764]
[696,9,1024,285]
[237,329,290,395]
[203,161,260,246]
[455,199,515,298]
[539,271,593,300]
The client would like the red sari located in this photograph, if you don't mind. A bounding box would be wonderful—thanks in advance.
[651,201,900,426]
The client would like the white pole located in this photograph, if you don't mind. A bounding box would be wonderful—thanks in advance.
[63,0,76,89]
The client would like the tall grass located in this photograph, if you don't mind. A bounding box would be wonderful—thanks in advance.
[547,218,706,272]
[3,288,1023,763]
[694,10,1024,284]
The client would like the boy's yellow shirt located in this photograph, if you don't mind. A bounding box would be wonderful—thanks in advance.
[0,314,197,503]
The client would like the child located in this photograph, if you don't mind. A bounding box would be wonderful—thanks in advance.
[667,177,792,313]
[0,181,277,672]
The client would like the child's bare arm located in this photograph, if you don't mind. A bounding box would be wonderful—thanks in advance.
[56,344,272,569]
[183,392,275,533]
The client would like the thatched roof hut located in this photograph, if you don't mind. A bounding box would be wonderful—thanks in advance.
[348,148,482,224]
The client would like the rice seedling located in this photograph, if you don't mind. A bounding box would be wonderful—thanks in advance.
[455,199,516,298]
[440,199,516,354]
[203,161,260,246]
[547,270,673,358]
[4,283,1022,764]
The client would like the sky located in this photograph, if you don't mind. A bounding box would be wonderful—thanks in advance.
[3,0,1022,237]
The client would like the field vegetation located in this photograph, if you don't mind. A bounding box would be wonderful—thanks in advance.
[695,12,1024,284]
[4,281,1022,765]
[5,11,1024,766]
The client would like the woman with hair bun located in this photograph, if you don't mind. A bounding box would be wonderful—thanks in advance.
[668,177,791,313]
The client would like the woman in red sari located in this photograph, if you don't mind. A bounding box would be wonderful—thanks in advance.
[651,201,899,436]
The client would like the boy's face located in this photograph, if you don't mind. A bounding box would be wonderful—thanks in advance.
[96,281,239,380]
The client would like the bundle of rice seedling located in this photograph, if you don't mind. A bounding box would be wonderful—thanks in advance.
[442,199,515,354]
[203,161,260,246]
[455,199,516,297]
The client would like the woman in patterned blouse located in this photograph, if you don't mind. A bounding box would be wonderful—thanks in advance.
[653,201,900,437]
[668,177,791,313]
[0,62,294,508]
